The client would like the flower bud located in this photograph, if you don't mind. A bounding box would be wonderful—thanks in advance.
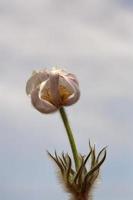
[26,68,80,113]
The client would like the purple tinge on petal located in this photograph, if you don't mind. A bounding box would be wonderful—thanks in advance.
[66,73,79,86]
[58,69,79,86]
[26,70,49,95]
[39,80,50,97]
[59,75,74,94]
[62,78,80,106]
[49,71,61,106]
[31,87,57,114]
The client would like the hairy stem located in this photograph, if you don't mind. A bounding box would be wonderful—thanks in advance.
[70,193,91,200]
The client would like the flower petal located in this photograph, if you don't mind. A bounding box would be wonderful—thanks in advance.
[49,71,61,106]
[59,76,74,93]
[39,74,61,107]
[65,72,79,86]
[31,87,57,114]
[26,70,49,95]
[62,79,80,106]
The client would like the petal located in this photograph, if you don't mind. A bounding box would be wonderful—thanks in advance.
[62,79,80,106]
[66,73,79,86]
[26,70,49,95]
[31,87,57,114]
[58,69,79,86]
[49,71,61,106]
[59,76,74,94]
[40,74,61,107]
[39,80,50,97]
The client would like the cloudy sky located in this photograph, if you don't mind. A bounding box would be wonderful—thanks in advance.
[0,0,133,199]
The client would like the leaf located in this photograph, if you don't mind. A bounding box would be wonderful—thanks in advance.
[47,151,64,174]
[96,147,107,163]
[73,150,92,184]
[66,155,72,182]
[82,149,106,191]
[90,145,96,168]
[58,156,67,170]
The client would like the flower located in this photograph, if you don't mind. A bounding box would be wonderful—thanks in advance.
[26,68,80,113]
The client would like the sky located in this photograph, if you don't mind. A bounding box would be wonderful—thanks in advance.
[0,0,133,199]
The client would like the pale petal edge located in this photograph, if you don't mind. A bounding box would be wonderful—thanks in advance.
[62,77,80,106]
[31,88,57,114]
[49,71,61,106]
[26,71,49,95]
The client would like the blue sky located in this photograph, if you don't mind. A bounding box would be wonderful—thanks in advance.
[0,0,133,200]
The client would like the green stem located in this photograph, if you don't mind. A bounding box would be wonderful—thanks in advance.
[59,107,80,171]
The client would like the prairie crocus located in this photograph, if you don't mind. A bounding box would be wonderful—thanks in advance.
[26,68,80,114]
[26,67,106,200]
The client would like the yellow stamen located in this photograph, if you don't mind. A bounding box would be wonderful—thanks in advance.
[41,85,72,104]
[41,88,53,103]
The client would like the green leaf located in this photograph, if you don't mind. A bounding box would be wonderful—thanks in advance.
[47,151,64,174]
[73,150,92,184]
[82,149,106,191]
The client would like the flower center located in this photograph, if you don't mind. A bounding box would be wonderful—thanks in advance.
[41,88,53,103]
[59,85,72,101]
[41,85,72,104]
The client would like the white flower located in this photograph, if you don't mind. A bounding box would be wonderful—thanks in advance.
[26,68,80,113]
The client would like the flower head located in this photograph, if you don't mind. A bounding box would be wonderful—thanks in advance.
[26,68,80,113]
